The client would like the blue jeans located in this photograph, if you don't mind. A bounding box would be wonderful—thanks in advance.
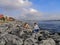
[33,29,39,33]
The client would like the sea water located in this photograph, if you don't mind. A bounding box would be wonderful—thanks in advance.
[39,21,60,33]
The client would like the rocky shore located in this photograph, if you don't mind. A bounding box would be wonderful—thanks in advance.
[0,20,60,45]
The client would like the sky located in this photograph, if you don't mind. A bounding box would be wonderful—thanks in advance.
[0,0,60,20]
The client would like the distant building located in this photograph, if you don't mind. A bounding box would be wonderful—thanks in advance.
[0,14,15,22]
[0,14,5,21]
[0,14,4,19]
[8,17,15,21]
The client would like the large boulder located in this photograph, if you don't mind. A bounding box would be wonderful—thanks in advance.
[40,38,56,45]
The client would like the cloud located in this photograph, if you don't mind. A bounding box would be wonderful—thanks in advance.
[0,0,32,9]
[0,0,60,20]
[18,8,42,20]
[39,13,60,20]
[47,13,60,20]
[1,0,57,20]
[0,0,42,20]
[29,8,38,12]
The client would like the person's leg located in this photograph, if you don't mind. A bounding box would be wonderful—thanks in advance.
[32,29,39,33]
[32,29,36,33]
[36,29,39,32]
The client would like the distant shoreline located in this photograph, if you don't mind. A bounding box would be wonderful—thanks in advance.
[41,20,60,21]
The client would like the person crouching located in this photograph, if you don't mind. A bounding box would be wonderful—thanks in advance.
[33,23,40,33]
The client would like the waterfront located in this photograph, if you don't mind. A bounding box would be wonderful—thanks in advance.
[39,21,60,33]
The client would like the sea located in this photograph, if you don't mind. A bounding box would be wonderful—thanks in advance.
[38,21,60,33]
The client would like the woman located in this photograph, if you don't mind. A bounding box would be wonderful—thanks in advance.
[23,23,30,29]
[23,23,32,32]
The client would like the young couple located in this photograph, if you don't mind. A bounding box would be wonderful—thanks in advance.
[24,22,40,33]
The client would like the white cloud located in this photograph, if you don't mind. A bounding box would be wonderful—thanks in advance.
[0,0,42,20]
[47,14,60,20]
[39,13,60,20]
[19,0,25,4]
[0,0,60,20]
[0,0,32,9]
[29,8,38,13]
[18,8,42,20]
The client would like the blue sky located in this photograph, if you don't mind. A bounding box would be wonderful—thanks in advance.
[0,0,60,20]
[30,0,60,13]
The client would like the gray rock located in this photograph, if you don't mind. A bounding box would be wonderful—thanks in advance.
[0,21,60,45]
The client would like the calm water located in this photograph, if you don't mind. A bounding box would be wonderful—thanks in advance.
[39,21,60,33]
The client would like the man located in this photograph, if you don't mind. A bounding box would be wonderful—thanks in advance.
[33,23,40,33]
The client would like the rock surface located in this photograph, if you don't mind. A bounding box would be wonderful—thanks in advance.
[0,20,60,45]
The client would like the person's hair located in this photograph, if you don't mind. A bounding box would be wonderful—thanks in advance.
[34,23,37,25]
[24,22,27,26]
